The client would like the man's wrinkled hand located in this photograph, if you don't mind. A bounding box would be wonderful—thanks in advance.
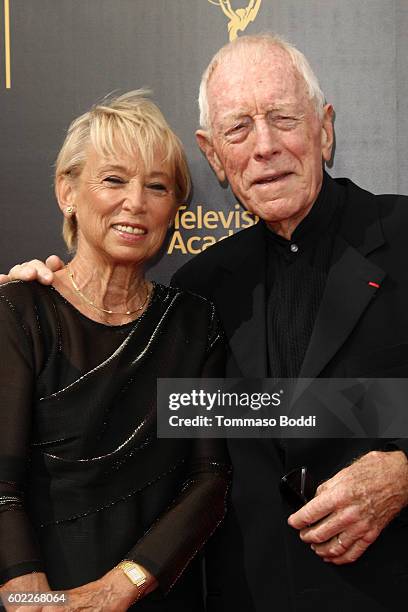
[288,450,408,565]
[1,256,64,285]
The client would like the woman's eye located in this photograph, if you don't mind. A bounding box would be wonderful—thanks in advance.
[104,176,125,185]
[147,183,167,191]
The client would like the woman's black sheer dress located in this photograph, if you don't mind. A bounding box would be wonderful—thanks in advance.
[0,281,230,610]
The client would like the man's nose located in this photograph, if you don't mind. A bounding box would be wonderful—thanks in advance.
[253,120,281,161]
[122,182,145,213]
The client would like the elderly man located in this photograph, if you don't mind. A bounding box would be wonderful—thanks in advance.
[4,34,408,611]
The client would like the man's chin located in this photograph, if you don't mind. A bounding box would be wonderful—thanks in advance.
[232,190,302,226]
[246,197,296,224]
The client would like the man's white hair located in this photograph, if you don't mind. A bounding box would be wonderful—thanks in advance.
[198,33,326,131]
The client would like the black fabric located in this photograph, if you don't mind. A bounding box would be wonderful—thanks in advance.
[0,281,230,609]
[265,173,341,378]
[173,174,408,611]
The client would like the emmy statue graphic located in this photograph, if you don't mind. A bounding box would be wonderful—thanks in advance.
[208,0,262,41]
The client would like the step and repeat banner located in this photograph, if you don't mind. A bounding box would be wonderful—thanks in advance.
[1,0,408,283]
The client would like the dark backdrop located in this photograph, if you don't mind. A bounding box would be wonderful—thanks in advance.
[1,1,407,283]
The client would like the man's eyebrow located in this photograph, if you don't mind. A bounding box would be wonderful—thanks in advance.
[218,109,251,125]
[268,104,298,113]
[218,103,300,125]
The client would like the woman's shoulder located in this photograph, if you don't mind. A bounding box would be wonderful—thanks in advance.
[154,282,216,314]
[154,282,222,344]
[0,279,53,301]
[0,280,56,320]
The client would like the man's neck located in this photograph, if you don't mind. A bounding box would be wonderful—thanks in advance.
[265,200,316,240]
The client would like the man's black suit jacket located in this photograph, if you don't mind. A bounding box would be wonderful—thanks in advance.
[173,175,408,612]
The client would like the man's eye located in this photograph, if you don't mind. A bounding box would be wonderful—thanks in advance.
[104,176,125,185]
[223,119,252,142]
[227,123,247,135]
[272,116,298,129]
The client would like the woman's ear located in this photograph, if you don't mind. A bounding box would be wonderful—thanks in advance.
[56,175,76,217]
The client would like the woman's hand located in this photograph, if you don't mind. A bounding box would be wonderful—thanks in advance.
[1,564,157,611]
[0,572,51,612]
[0,256,64,285]
[62,565,157,611]
[1,566,155,612]
[63,574,132,612]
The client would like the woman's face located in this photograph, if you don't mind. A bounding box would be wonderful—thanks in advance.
[65,146,177,266]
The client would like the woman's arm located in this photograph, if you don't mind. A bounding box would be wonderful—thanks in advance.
[125,436,230,594]
[123,310,230,594]
[0,288,46,590]
[46,565,156,611]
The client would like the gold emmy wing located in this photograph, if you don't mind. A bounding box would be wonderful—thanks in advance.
[208,0,262,41]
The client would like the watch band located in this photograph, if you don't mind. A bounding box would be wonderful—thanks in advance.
[116,560,148,600]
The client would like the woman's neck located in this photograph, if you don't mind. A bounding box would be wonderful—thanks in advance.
[52,251,151,325]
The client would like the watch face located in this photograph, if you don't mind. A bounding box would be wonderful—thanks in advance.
[121,562,147,586]
[129,567,146,584]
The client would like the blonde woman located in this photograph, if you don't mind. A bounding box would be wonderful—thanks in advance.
[0,91,229,611]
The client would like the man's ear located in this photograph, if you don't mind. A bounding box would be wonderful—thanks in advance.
[55,175,76,217]
[196,130,226,183]
[321,104,334,163]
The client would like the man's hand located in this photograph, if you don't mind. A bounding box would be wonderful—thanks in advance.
[288,450,408,565]
[0,256,65,285]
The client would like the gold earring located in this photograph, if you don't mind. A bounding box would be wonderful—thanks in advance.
[66,206,75,215]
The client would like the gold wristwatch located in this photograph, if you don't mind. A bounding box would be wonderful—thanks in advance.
[116,561,148,600]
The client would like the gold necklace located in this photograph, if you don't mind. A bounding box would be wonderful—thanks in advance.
[67,266,150,316]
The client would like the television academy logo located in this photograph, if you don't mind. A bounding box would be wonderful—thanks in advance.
[208,0,262,41]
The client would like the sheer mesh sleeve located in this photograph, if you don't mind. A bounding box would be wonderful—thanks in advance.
[127,314,231,593]
[0,289,44,584]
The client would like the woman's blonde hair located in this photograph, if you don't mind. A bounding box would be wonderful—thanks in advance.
[55,90,191,251]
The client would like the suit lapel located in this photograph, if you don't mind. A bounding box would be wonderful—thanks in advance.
[214,222,268,377]
[299,237,386,378]
[286,178,389,466]
[299,177,387,379]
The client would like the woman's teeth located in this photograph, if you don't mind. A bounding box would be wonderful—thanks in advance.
[114,224,145,235]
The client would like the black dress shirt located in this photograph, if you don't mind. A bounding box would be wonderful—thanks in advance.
[265,173,342,378]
